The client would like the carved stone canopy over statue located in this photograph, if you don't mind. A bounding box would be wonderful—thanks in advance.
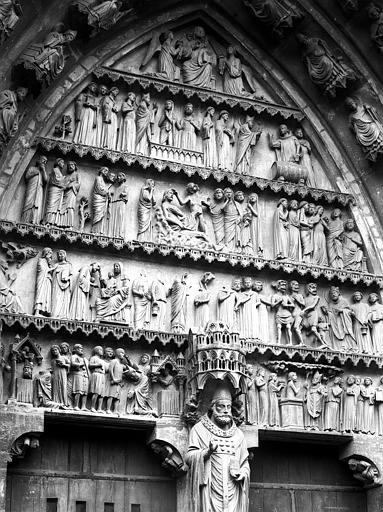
[186,383,250,512]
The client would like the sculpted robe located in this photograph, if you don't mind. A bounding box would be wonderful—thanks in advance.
[326,218,344,268]
[202,114,218,168]
[209,200,225,246]
[44,166,65,226]
[132,277,151,329]
[51,260,72,319]
[186,415,250,512]
[235,123,257,174]
[109,182,128,238]
[272,133,300,163]
[74,91,98,146]
[22,163,47,224]
[61,172,80,229]
[223,200,241,252]
[118,101,136,152]
[34,257,53,315]
[0,89,20,142]
[170,277,188,333]
[136,100,154,155]
[215,118,234,171]
[217,288,239,331]
[237,290,259,339]
[92,174,109,234]
[273,204,289,259]
[343,230,363,270]
[100,94,118,150]
[326,297,356,350]
[348,104,383,161]
[69,265,92,321]
[137,184,156,241]
[182,47,213,88]
[177,115,199,151]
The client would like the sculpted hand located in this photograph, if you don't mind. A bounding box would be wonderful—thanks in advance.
[232,470,245,482]
[208,441,218,456]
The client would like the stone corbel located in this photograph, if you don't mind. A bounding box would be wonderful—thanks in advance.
[340,439,382,489]
[149,440,188,477]
[9,433,40,460]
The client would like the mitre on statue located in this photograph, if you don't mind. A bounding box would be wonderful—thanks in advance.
[211,382,233,405]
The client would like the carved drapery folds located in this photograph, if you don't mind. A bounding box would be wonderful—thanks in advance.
[0,0,22,44]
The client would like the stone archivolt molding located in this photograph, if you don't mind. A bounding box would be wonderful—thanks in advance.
[34,136,355,206]
[93,67,305,122]
[1,219,380,287]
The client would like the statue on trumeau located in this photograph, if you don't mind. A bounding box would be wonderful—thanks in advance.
[296,33,356,97]
[0,0,22,44]
[0,86,28,153]
[345,96,383,161]
[186,383,250,512]
[21,155,48,224]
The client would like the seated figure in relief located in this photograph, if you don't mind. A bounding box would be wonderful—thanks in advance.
[140,30,181,81]
[177,26,215,89]
[95,262,131,323]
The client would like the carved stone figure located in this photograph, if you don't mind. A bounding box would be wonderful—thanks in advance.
[323,286,355,351]
[137,179,156,242]
[69,262,100,321]
[294,128,316,187]
[21,155,48,224]
[299,202,314,264]
[221,188,240,251]
[234,116,261,174]
[243,0,302,39]
[237,276,259,339]
[100,86,119,150]
[348,458,380,487]
[206,188,225,246]
[312,205,329,266]
[273,198,289,260]
[105,347,125,414]
[246,365,258,425]
[270,124,301,164]
[271,279,294,345]
[0,86,27,152]
[118,91,136,152]
[323,376,343,431]
[0,258,23,313]
[179,26,214,88]
[96,84,108,146]
[367,293,383,354]
[288,199,301,261]
[88,345,105,412]
[376,376,383,435]
[247,193,262,256]
[34,247,55,316]
[268,372,284,426]
[132,272,151,330]
[19,26,76,86]
[367,3,383,53]
[158,99,176,146]
[173,183,207,234]
[289,280,305,345]
[0,0,22,43]
[151,278,167,331]
[109,172,128,238]
[296,34,356,97]
[73,82,99,146]
[360,377,375,434]
[154,362,179,415]
[70,343,89,410]
[342,375,357,432]
[0,342,10,403]
[141,30,180,80]
[351,291,373,354]
[217,278,241,331]
[194,272,215,332]
[136,92,157,155]
[51,250,72,319]
[253,280,270,343]
[61,161,80,229]
[185,384,250,512]
[72,0,129,34]
[326,208,344,269]
[92,167,111,234]
[96,262,130,323]
[304,371,325,430]
[125,353,155,415]
[256,368,268,426]
[176,103,200,150]
[218,46,257,96]
[234,190,251,255]
[215,110,234,171]
[201,106,218,168]
[43,158,66,226]
[342,218,364,271]
[50,344,70,407]
[170,273,189,333]
[345,96,383,161]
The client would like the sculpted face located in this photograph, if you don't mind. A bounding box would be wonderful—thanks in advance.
[214,188,224,201]
[57,250,66,262]
[353,292,362,303]
[243,277,253,290]
[278,280,287,292]
[113,262,121,275]
[60,343,69,354]
[51,345,60,357]
[290,280,299,292]
[345,219,355,231]
[141,354,149,364]
[221,111,229,121]
[212,399,232,428]
[99,85,108,96]
[116,348,125,359]
[308,203,316,215]
[253,280,263,292]
[128,92,136,102]
[75,344,84,356]
[89,83,97,94]
[249,193,257,204]
[290,200,298,210]
[224,188,233,199]
[279,124,288,136]
[185,103,194,115]
[39,156,48,166]
[295,128,303,138]
[165,100,173,110]
[105,347,114,359]
[234,191,245,203]
[347,376,355,385]
[369,293,378,304]
[330,287,340,301]
[307,282,317,295]
[232,279,242,292]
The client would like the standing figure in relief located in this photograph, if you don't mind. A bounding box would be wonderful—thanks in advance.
[43,158,66,226]
[180,27,214,89]
[201,106,218,168]
[360,377,375,434]
[246,365,258,425]
[73,82,98,146]
[106,347,126,414]
[21,155,48,224]
[88,345,105,413]
[253,280,271,343]
[217,278,241,331]
[96,84,108,147]
[351,291,373,354]
[304,371,325,430]
[234,116,262,175]
[102,346,114,411]
[301,282,328,348]
[342,218,365,271]
[0,86,28,151]
[324,377,343,431]
[323,285,355,351]
[109,172,128,239]
[173,183,208,233]
[288,199,302,261]
[206,188,225,246]
[34,247,55,316]
[326,208,344,269]
[247,193,263,256]
[69,262,100,322]
[345,96,383,162]
[289,280,305,345]
[375,376,383,436]
[61,161,80,229]
[185,384,250,512]
[299,202,314,264]
[100,86,119,150]
[234,190,250,254]
[50,344,70,407]
[222,187,241,252]
[268,372,284,427]
[286,372,300,399]
[218,46,257,97]
[294,127,316,187]
[176,103,200,151]
[92,167,111,234]
[271,279,294,345]
[194,272,215,332]
[96,262,130,323]
[140,31,180,81]
[256,368,268,426]
[137,179,156,242]
[51,250,72,319]
[170,273,189,333]
[150,278,167,331]
[236,276,259,339]
[132,272,152,330]
[135,92,157,155]
[367,292,383,354]
[273,198,289,260]
[215,110,235,171]
[125,353,155,416]
[343,375,358,432]
[118,92,136,153]
[269,124,301,164]
[158,99,176,146]
[70,343,89,411]
[312,205,329,266]
[354,376,363,433]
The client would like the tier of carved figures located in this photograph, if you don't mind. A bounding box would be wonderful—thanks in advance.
[20,159,367,269]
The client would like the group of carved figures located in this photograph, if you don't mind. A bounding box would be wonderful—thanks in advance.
[245,367,383,436]
[273,200,366,270]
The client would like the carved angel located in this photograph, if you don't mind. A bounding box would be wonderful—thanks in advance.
[140,30,181,81]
